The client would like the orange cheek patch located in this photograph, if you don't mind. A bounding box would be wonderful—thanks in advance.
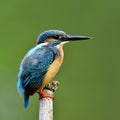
[45,38,55,43]
[59,35,67,39]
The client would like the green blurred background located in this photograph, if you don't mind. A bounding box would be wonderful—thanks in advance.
[0,0,120,120]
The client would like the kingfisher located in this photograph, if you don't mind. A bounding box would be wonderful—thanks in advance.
[17,30,90,108]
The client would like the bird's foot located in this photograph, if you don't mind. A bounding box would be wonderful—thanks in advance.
[37,81,60,99]
[38,89,54,99]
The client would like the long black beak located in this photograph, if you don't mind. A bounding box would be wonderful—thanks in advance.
[64,35,91,41]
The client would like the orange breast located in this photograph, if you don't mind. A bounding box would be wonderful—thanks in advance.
[39,47,64,90]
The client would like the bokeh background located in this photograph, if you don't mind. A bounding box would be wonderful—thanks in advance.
[0,0,120,120]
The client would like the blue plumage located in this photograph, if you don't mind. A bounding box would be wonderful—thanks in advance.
[37,30,66,44]
[24,94,29,108]
[17,43,60,108]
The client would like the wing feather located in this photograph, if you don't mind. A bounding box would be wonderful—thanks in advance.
[18,46,57,95]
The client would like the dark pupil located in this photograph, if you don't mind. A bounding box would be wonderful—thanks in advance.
[53,35,59,39]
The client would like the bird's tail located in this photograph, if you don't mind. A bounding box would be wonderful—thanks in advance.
[24,93,29,109]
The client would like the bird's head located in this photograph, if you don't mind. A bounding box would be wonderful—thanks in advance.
[37,30,90,46]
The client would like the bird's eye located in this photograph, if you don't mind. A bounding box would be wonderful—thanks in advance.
[53,35,60,39]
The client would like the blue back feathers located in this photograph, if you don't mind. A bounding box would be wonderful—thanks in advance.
[17,43,61,108]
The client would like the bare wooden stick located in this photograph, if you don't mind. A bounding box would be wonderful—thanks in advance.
[39,81,60,120]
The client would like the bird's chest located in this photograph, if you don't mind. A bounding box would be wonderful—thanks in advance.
[45,47,64,79]
[40,47,64,89]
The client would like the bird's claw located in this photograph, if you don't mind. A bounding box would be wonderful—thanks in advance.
[38,89,54,99]
[37,81,60,99]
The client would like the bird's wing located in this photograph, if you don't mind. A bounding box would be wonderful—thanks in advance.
[17,46,57,96]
